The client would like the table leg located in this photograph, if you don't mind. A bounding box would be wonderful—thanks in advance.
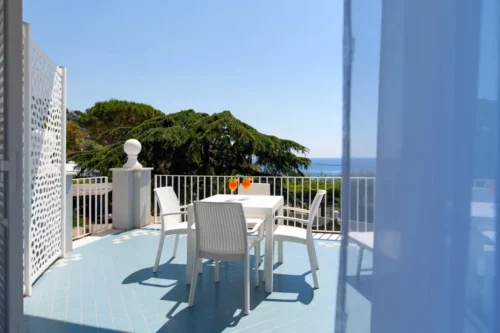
[356,246,364,279]
[277,206,284,264]
[264,210,274,293]
[186,206,195,284]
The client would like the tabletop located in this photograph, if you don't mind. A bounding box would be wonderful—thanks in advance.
[349,232,374,249]
[197,194,284,211]
[471,202,495,218]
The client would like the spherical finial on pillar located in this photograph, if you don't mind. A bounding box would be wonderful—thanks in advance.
[123,139,143,169]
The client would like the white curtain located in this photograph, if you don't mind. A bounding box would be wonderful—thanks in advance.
[337,1,499,333]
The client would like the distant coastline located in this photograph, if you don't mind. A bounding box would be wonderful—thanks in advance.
[303,158,376,176]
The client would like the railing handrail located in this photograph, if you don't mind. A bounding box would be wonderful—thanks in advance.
[154,174,376,180]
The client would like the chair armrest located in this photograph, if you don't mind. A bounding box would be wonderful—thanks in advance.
[246,218,265,235]
[160,211,188,217]
[275,215,310,225]
[179,205,189,210]
[283,206,310,215]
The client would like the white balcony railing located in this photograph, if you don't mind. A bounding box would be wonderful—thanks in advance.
[154,175,376,233]
[72,177,111,239]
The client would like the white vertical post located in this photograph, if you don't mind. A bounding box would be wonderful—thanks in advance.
[364,178,368,232]
[76,180,80,237]
[22,22,32,297]
[356,178,359,232]
[94,178,98,231]
[154,175,157,223]
[4,0,26,329]
[104,177,109,228]
[83,185,86,234]
[60,66,67,257]
[323,178,327,231]
[332,178,336,232]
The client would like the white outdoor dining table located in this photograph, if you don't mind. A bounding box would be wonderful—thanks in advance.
[186,194,284,293]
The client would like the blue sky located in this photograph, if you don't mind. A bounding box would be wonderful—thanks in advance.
[23,0,344,158]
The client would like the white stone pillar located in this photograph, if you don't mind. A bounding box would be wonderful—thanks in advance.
[111,139,153,230]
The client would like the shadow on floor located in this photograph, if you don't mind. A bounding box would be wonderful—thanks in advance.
[346,274,373,301]
[25,315,119,333]
[123,256,316,333]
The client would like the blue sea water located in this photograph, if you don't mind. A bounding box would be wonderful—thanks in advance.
[303,158,376,176]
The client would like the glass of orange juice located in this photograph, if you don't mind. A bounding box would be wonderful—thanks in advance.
[241,177,252,190]
[228,178,238,194]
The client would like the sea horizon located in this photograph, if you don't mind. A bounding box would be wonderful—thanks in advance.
[303,157,376,176]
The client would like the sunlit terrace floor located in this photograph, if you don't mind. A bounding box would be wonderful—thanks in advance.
[23,226,361,333]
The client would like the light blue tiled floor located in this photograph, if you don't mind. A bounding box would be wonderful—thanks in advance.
[24,227,342,333]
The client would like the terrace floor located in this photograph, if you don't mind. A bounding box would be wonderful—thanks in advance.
[23,227,360,333]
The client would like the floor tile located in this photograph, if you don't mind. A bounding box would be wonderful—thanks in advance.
[24,229,345,333]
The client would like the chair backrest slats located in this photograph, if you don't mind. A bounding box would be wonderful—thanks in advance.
[307,190,327,237]
[238,183,271,196]
[193,202,248,259]
[155,187,182,229]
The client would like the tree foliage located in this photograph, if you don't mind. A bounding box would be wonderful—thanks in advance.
[77,99,163,145]
[66,121,85,154]
[70,108,310,177]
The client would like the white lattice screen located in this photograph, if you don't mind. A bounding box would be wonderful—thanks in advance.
[23,23,66,294]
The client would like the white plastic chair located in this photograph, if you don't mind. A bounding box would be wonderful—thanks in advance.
[188,202,264,315]
[273,190,326,289]
[153,187,189,273]
[238,183,271,195]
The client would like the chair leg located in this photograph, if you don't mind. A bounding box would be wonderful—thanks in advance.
[244,255,250,315]
[197,258,203,273]
[153,232,165,273]
[356,247,364,279]
[278,240,284,264]
[172,234,180,258]
[310,241,319,270]
[188,254,200,307]
[307,243,319,289]
[215,261,220,283]
[254,245,260,287]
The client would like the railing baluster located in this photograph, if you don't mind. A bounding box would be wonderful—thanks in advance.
[316,178,319,232]
[365,178,368,232]
[203,176,206,199]
[309,177,312,230]
[100,178,103,230]
[356,178,360,232]
[372,178,376,230]
[83,182,87,236]
[332,178,336,232]
[154,175,158,223]
[273,177,276,196]
[105,177,109,229]
[76,180,80,238]
[323,178,327,232]
[94,178,98,232]
[293,178,297,225]
[182,176,186,206]
[190,176,193,203]
[301,177,304,213]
